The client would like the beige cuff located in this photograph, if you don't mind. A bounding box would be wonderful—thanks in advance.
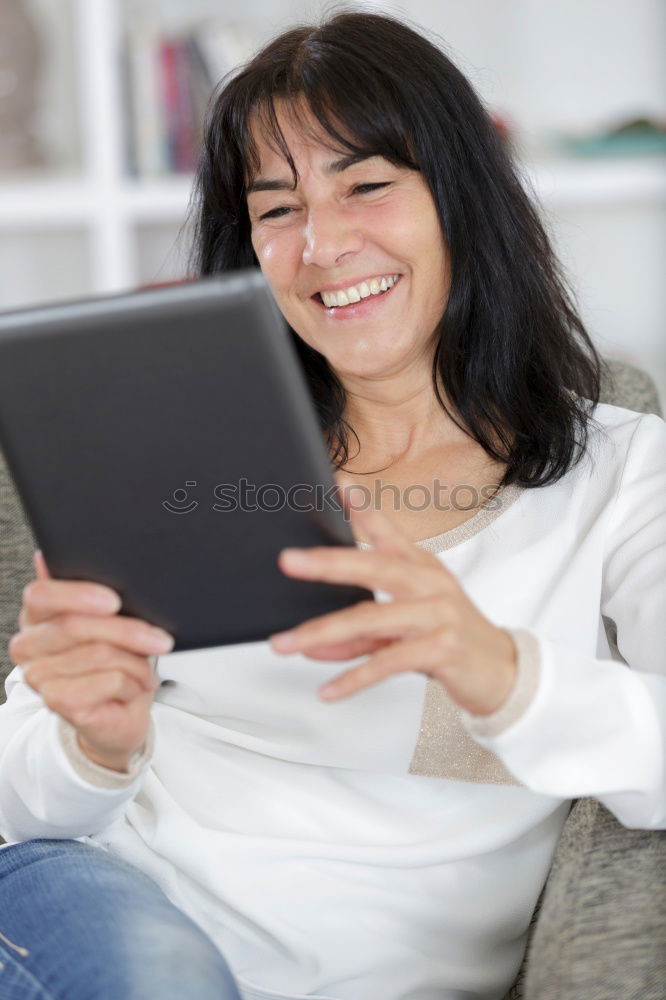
[461,628,541,739]
[58,717,155,790]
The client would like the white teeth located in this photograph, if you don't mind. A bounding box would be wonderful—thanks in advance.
[320,274,399,308]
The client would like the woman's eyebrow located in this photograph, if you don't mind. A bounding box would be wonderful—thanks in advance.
[246,154,375,195]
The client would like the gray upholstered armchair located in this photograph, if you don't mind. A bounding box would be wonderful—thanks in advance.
[1,360,664,999]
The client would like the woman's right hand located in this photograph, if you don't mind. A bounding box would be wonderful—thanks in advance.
[8,551,174,773]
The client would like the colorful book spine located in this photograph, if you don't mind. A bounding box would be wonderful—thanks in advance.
[122,19,257,178]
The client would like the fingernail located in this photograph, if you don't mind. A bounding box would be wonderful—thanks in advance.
[319,681,341,700]
[87,589,121,612]
[269,630,297,651]
[148,630,175,653]
[280,549,311,569]
[348,487,368,509]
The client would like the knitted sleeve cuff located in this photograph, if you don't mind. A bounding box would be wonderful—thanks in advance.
[58,717,155,789]
[460,628,542,739]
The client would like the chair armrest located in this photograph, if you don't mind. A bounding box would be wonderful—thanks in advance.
[599,359,663,416]
[523,798,666,999]
[0,449,35,705]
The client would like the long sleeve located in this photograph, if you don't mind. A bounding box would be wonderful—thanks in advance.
[0,666,153,843]
[463,412,666,829]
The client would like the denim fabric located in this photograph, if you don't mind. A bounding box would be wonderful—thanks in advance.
[0,838,241,999]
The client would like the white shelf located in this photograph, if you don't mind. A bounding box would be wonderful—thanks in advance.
[2,156,663,233]
[120,177,197,219]
[0,179,93,226]
[0,176,195,226]
[521,155,666,208]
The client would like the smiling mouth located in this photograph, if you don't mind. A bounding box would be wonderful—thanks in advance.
[314,274,401,309]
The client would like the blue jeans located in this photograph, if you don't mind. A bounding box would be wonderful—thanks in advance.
[0,838,241,999]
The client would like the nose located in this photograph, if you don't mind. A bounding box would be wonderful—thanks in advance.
[301,204,364,268]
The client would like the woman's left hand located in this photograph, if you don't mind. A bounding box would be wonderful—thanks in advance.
[269,497,517,715]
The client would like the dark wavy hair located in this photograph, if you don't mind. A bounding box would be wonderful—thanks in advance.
[189,10,607,488]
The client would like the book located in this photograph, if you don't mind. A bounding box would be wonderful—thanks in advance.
[122,16,258,178]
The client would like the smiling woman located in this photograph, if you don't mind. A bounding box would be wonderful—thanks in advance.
[0,10,664,1000]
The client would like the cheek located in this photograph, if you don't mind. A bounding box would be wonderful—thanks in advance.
[368,202,440,277]
[403,202,449,298]
[251,231,296,291]
[251,230,275,266]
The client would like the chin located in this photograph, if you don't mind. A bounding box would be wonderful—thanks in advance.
[330,356,404,381]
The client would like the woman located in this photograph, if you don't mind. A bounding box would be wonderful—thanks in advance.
[0,12,664,1000]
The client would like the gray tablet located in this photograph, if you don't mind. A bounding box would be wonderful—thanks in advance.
[0,271,371,651]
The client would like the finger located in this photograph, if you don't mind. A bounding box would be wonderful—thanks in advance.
[278,546,451,600]
[270,597,449,653]
[337,485,426,557]
[298,637,393,661]
[21,578,123,627]
[34,550,51,581]
[39,671,148,727]
[344,493,421,557]
[319,631,452,700]
[335,482,367,545]
[10,614,174,664]
[23,644,159,694]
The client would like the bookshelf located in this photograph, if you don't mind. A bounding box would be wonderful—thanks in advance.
[0,0,254,303]
[0,0,665,405]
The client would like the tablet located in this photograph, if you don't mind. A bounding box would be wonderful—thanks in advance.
[0,271,372,651]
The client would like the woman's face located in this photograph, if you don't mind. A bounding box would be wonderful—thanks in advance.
[246,105,451,382]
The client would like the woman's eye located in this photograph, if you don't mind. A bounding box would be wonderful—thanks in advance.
[352,182,391,195]
[258,206,294,221]
[255,183,390,221]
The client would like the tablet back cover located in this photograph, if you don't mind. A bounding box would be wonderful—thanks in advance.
[0,271,370,650]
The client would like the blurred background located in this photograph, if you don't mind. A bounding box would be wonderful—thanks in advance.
[0,0,664,404]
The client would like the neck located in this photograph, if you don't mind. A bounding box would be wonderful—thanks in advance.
[334,365,466,470]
